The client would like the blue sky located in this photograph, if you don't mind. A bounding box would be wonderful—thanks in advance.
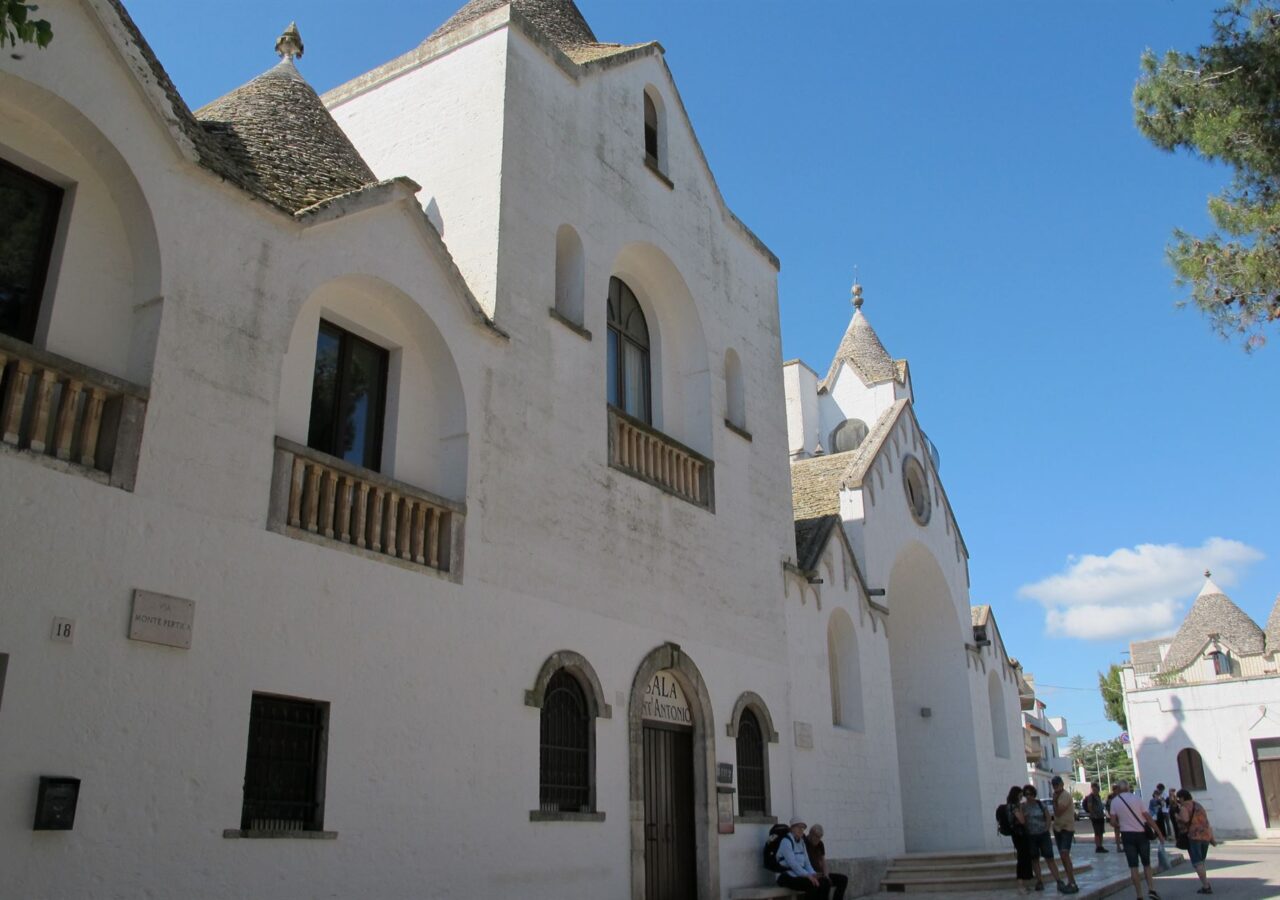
[124,0,1279,743]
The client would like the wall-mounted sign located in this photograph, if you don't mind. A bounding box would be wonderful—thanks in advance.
[128,590,194,649]
[794,721,814,750]
[641,670,691,725]
[717,788,735,834]
[717,762,734,785]
[50,617,74,643]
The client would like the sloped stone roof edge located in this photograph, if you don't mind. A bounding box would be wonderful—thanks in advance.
[790,513,882,616]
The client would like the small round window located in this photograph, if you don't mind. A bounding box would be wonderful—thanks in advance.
[902,455,931,525]
[831,419,869,454]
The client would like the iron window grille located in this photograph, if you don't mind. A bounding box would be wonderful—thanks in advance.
[539,670,592,813]
[240,693,327,832]
[736,708,768,816]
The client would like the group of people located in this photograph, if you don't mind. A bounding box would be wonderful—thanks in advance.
[771,817,848,899]
[1005,778,1217,899]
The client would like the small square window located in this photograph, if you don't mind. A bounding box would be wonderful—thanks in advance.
[240,693,328,832]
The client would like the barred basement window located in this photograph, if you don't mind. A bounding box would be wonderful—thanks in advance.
[240,693,328,832]
[1177,747,1207,792]
[736,708,768,816]
[540,670,592,813]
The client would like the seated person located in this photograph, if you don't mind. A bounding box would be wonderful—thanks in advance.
[777,817,833,898]
[804,824,848,900]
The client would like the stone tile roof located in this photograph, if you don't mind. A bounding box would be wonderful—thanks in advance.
[195,59,376,213]
[820,309,903,391]
[1163,577,1266,672]
[1266,595,1280,654]
[971,605,990,628]
[794,513,840,573]
[426,0,646,65]
[1129,637,1172,675]
[790,453,851,520]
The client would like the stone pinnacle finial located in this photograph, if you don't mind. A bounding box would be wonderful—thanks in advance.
[1205,569,1212,579]
[276,22,304,60]
[851,282,864,310]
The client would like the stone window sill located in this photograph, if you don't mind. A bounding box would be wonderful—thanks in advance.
[644,156,674,190]
[548,307,592,341]
[724,419,753,442]
[734,814,777,825]
[529,810,606,823]
[223,829,338,840]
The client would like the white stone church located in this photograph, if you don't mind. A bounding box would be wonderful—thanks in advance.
[0,1,1027,896]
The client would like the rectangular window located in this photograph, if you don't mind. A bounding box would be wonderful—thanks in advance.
[240,693,328,832]
[0,159,64,343]
[307,320,388,472]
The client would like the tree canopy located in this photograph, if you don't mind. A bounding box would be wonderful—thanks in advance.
[0,1,51,49]
[1098,663,1128,731]
[1134,0,1280,348]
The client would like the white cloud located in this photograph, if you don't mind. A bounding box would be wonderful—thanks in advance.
[1019,538,1264,641]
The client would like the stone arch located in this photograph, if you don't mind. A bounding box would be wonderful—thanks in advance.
[642,84,668,172]
[988,669,1010,759]
[628,642,718,900]
[276,273,468,500]
[724,347,745,431]
[0,70,163,382]
[887,541,983,850]
[726,691,779,743]
[610,242,711,455]
[554,223,585,327]
[524,649,612,719]
[827,608,864,730]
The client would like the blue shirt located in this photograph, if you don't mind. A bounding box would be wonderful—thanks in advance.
[777,833,817,879]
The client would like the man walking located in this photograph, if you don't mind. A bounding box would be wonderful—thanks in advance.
[1050,776,1080,893]
[1109,779,1165,900]
[805,824,848,900]
[1083,782,1109,853]
[776,817,832,899]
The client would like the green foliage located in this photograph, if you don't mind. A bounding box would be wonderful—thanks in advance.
[1099,664,1127,731]
[1134,0,1280,348]
[1078,738,1137,787]
[0,1,52,49]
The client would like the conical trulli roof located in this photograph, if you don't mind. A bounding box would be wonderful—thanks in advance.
[821,285,900,389]
[429,0,597,47]
[1265,594,1280,655]
[1163,575,1266,672]
[195,27,376,213]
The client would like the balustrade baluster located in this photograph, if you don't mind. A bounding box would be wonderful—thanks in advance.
[320,470,337,538]
[693,462,703,503]
[384,491,400,558]
[411,502,426,564]
[369,489,384,552]
[27,368,57,453]
[53,378,82,460]
[353,482,370,548]
[397,497,411,559]
[336,476,353,543]
[1,359,34,446]
[427,507,441,568]
[304,464,322,532]
[288,457,305,527]
[78,387,106,467]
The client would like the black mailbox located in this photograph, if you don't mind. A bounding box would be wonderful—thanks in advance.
[34,776,80,830]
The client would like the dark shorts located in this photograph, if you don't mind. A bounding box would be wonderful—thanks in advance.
[1090,817,1105,838]
[1028,830,1055,860]
[1121,831,1151,869]
[1055,829,1074,853]
[1188,839,1211,866]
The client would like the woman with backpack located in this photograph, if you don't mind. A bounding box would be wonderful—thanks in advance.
[1018,785,1074,894]
[1000,785,1035,894]
[1175,789,1216,894]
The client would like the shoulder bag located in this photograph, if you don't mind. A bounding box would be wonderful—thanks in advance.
[1118,794,1158,841]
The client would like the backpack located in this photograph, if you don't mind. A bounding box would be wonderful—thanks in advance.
[996,803,1013,837]
[763,824,791,873]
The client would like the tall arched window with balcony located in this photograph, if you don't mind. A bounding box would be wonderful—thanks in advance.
[607,276,651,423]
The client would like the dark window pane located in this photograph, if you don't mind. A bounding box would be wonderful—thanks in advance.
[307,326,341,455]
[0,160,63,343]
[307,321,388,472]
[540,670,591,813]
[607,328,620,408]
[736,709,767,816]
[241,694,325,831]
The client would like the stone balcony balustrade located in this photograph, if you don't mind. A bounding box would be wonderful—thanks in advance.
[0,333,147,490]
[607,405,713,510]
[267,437,464,580]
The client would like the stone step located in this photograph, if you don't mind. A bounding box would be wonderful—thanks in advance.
[884,860,1093,881]
[890,850,1017,864]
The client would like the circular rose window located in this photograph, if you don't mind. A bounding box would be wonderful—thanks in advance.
[902,455,931,525]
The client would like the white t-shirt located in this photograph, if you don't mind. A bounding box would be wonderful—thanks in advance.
[1111,792,1147,834]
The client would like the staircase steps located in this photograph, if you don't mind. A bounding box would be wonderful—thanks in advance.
[880,850,1091,893]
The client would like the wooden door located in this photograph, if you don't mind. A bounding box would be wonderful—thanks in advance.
[1258,757,1280,826]
[644,723,696,900]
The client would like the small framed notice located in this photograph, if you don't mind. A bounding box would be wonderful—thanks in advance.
[717,787,735,835]
[129,590,194,649]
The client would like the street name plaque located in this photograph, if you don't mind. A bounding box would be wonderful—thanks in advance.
[129,590,194,649]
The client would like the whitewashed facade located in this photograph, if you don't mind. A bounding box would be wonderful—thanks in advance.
[1123,576,1280,838]
[0,1,1024,897]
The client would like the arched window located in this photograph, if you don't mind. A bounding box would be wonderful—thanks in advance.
[736,708,768,815]
[1209,650,1232,676]
[724,348,745,431]
[554,224,585,327]
[831,419,869,454]
[540,670,592,813]
[988,671,1010,759]
[827,609,864,730]
[643,91,659,163]
[606,276,651,423]
[1177,748,1207,791]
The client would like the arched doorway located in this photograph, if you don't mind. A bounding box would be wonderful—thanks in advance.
[629,643,718,900]
[887,542,984,851]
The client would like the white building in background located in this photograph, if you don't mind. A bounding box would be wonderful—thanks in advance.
[1123,574,1280,838]
[1019,673,1074,797]
[0,1,1023,897]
